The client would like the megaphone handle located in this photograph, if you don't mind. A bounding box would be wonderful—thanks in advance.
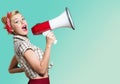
[54,39,57,44]
[43,30,57,44]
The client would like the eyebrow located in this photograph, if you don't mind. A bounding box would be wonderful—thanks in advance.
[12,15,24,21]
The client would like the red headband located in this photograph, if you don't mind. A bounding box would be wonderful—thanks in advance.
[5,12,13,34]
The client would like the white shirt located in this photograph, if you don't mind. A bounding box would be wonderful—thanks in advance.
[14,35,44,79]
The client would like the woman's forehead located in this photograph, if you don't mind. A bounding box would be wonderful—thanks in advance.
[11,13,23,20]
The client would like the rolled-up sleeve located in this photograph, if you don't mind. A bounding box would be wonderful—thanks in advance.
[18,41,33,56]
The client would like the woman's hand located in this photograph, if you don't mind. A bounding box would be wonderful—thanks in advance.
[8,55,24,73]
[46,31,56,47]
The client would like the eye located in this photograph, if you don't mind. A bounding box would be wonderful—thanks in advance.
[22,17,25,20]
[15,20,19,23]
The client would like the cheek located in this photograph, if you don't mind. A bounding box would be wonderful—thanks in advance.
[12,24,21,29]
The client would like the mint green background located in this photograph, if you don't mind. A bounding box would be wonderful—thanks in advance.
[0,0,120,84]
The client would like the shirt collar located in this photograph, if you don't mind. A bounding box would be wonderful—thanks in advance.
[14,35,29,42]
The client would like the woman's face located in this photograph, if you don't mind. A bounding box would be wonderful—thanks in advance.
[11,13,28,35]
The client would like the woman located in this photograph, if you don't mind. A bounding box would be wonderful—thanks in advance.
[1,10,56,84]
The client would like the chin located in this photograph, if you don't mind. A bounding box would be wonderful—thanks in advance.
[19,32,28,36]
[23,31,28,35]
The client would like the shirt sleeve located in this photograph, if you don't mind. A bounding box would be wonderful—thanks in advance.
[18,41,33,56]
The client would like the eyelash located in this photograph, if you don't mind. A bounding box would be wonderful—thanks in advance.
[22,18,25,20]
[14,18,25,23]
[15,21,19,23]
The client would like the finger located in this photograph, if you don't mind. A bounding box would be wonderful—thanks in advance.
[47,33,53,37]
[48,33,55,38]
[46,31,52,36]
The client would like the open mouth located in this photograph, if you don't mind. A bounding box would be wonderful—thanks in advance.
[22,25,28,31]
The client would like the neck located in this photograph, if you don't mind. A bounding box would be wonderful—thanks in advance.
[14,34,28,38]
[12,32,27,38]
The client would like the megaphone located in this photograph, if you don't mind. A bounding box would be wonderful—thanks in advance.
[31,7,75,44]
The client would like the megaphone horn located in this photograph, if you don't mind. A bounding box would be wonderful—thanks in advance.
[31,7,75,35]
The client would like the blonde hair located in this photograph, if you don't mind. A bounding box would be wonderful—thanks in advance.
[1,10,19,25]
[1,10,19,34]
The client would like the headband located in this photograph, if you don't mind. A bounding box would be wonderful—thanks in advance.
[5,12,13,34]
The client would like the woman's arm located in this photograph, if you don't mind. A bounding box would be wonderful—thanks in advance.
[24,32,55,76]
[8,55,24,73]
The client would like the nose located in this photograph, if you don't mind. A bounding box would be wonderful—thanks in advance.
[21,20,24,24]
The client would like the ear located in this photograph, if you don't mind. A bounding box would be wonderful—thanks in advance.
[11,29,14,32]
[11,29,15,34]
[10,25,15,32]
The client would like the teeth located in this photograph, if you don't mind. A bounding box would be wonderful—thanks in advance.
[22,25,27,31]
[22,25,26,28]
